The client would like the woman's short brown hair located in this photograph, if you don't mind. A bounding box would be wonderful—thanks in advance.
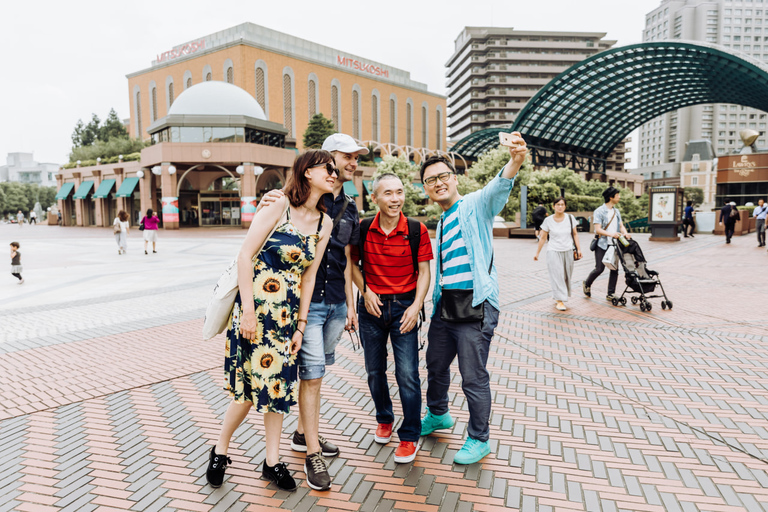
[118,210,129,222]
[283,149,333,213]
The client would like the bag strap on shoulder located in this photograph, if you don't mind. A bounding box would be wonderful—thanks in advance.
[332,195,350,231]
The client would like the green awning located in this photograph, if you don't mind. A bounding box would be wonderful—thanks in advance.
[93,179,116,199]
[116,177,140,198]
[54,182,75,200]
[374,156,383,163]
[343,181,359,197]
[73,180,94,200]
[413,183,427,197]
[363,180,374,194]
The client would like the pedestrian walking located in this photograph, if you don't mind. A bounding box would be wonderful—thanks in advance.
[141,209,160,254]
[257,133,363,490]
[583,187,631,302]
[29,210,37,225]
[531,203,547,240]
[719,200,739,244]
[16,210,24,227]
[10,242,23,284]
[206,149,334,492]
[754,199,766,247]
[113,210,130,254]
[57,211,62,225]
[534,197,582,311]
[350,173,432,464]
[683,201,695,238]
[419,133,528,465]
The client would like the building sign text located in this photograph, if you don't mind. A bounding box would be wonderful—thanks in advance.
[337,55,390,78]
[156,39,206,64]
[734,155,757,177]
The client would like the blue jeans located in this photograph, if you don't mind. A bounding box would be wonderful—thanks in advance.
[426,300,499,442]
[358,297,422,442]
[297,300,347,380]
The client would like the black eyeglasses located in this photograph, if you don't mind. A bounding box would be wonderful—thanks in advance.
[423,171,454,187]
[313,162,339,177]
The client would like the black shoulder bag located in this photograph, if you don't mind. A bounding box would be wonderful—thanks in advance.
[438,220,491,323]
[590,209,615,251]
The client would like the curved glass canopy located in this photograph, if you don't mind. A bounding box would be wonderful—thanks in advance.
[451,42,768,164]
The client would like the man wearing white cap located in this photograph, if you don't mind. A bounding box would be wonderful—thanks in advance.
[259,133,368,491]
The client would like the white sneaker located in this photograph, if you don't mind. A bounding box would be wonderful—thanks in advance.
[18,279,24,285]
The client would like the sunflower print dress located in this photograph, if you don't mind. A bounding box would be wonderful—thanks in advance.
[225,210,322,414]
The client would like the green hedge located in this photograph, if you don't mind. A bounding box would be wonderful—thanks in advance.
[62,152,141,169]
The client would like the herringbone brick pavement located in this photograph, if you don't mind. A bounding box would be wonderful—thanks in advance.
[1,225,767,511]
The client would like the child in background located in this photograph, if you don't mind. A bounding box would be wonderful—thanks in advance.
[10,242,23,284]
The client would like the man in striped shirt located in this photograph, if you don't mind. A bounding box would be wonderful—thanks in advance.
[351,173,433,464]
[419,133,528,465]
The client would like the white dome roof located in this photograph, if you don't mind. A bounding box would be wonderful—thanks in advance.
[168,81,266,120]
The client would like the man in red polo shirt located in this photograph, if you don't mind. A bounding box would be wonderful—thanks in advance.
[351,172,432,464]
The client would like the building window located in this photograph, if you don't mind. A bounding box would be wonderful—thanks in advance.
[692,176,699,185]
[226,67,234,84]
[352,89,360,140]
[406,102,413,147]
[283,74,293,138]
[256,67,266,112]
[168,82,174,106]
[436,109,442,150]
[186,77,192,89]
[151,86,158,122]
[331,85,340,129]
[372,94,379,142]
[308,79,317,117]
[422,106,428,148]
[136,91,142,137]
[390,98,396,143]
[205,72,212,82]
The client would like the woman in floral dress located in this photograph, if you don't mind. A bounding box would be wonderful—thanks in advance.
[206,150,336,491]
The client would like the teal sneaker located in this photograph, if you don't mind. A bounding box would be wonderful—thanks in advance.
[420,408,455,436]
[453,437,491,465]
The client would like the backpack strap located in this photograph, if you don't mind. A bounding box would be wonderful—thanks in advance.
[406,217,421,277]
[332,195,350,231]
[358,216,375,293]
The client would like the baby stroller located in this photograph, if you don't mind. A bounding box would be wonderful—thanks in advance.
[611,239,672,312]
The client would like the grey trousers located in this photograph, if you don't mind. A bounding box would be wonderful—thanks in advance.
[547,250,574,301]
[757,219,765,245]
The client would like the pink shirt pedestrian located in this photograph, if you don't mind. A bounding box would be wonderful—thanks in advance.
[143,215,160,230]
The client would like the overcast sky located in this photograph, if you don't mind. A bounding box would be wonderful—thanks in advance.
[0,0,661,167]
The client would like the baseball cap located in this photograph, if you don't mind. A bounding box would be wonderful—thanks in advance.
[322,133,369,155]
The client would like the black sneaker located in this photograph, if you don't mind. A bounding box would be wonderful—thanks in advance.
[304,452,331,491]
[290,432,340,457]
[261,461,297,491]
[582,281,591,297]
[606,294,617,302]
[205,446,231,488]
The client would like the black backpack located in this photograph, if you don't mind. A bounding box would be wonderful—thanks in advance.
[358,216,422,293]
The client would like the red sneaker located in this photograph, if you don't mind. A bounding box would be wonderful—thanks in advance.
[394,441,419,463]
[374,423,392,444]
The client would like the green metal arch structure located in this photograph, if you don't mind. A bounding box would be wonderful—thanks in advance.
[450,42,768,172]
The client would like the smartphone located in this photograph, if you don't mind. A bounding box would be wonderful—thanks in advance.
[499,132,521,148]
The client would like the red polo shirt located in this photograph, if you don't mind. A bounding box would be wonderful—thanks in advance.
[351,212,433,295]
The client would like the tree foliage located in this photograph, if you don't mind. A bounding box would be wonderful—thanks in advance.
[302,113,336,149]
[0,183,56,216]
[684,186,705,206]
[69,108,139,163]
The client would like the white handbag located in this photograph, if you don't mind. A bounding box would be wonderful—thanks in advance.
[202,203,288,340]
[602,245,618,271]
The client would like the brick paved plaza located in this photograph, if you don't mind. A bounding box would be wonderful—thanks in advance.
[1,224,767,512]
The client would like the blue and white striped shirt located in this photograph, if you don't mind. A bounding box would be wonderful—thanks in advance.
[440,200,473,290]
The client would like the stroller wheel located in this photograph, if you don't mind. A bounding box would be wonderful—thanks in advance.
[620,297,627,306]
[631,297,638,305]
[646,302,653,312]
[639,302,646,312]
[661,301,667,310]
[612,298,619,306]
[666,300,673,309]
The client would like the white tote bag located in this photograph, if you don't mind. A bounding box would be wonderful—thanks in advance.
[602,245,619,271]
[202,203,287,340]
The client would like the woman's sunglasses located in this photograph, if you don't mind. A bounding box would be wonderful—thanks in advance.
[312,162,339,177]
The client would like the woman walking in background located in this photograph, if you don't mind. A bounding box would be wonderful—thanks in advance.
[534,197,582,311]
[206,149,334,491]
[113,210,130,254]
[141,209,160,254]
[10,242,23,284]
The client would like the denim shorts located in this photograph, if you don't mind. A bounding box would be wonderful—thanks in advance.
[298,300,347,380]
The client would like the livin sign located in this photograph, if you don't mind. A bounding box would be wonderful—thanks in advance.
[734,156,757,177]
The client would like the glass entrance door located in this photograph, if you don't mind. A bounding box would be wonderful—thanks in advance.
[199,195,241,226]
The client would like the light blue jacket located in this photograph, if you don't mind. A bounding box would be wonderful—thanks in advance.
[593,204,623,251]
[433,170,515,314]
